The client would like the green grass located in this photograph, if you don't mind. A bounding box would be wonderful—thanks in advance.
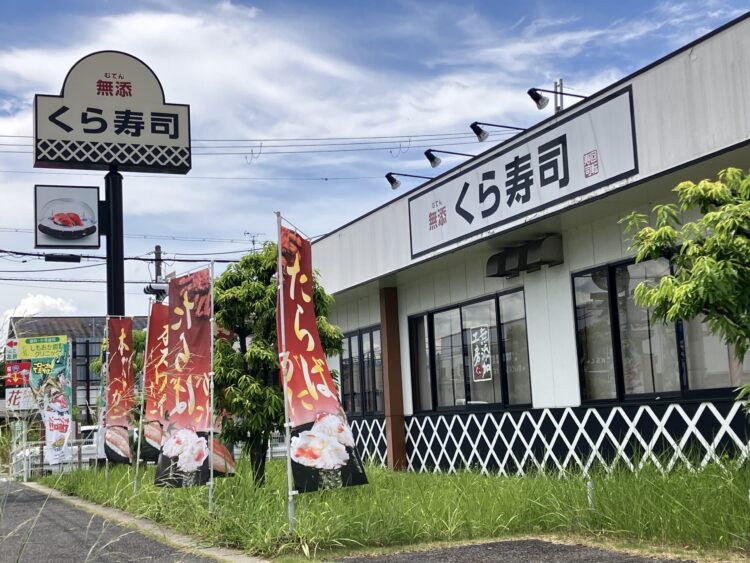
[40,458,750,558]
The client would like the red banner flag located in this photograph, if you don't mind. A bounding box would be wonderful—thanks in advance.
[165,269,212,431]
[277,226,367,492]
[144,302,170,425]
[105,317,135,464]
[4,361,31,387]
[106,317,134,428]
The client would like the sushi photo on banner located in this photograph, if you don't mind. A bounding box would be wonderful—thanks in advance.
[105,317,135,464]
[142,301,169,462]
[155,268,235,487]
[277,226,367,493]
[20,336,73,465]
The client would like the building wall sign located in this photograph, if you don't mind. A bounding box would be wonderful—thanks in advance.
[34,50,191,174]
[408,87,637,258]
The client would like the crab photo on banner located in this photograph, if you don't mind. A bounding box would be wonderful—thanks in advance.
[154,269,235,487]
[105,317,135,464]
[142,301,169,462]
[277,226,367,493]
[19,336,72,465]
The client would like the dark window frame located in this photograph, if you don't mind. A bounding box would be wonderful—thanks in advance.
[573,258,740,404]
[341,324,384,418]
[409,288,532,414]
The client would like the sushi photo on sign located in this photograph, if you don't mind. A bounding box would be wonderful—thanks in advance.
[34,184,100,249]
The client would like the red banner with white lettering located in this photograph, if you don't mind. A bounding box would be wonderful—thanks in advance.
[105,317,135,464]
[164,269,212,431]
[277,226,367,492]
[155,269,216,487]
[144,302,170,424]
[106,317,134,428]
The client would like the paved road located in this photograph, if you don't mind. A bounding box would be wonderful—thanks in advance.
[342,539,693,563]
[0,481,216,562]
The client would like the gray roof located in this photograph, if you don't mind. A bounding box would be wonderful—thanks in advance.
[9,316,148,341]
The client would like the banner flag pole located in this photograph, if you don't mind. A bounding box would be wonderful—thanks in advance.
[134,302,152,493]
[102,320,110,481]
[208,261,216,513]
[277,211,297,533]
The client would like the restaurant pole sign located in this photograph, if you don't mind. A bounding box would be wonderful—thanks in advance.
[408,87,637,259]
[34,51,191,316]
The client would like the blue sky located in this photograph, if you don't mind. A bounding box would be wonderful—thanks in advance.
[0,0,747,336]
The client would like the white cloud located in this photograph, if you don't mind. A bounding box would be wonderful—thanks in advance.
[1,293,77,348]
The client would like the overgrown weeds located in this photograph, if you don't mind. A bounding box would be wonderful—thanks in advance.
[40,458,750,558]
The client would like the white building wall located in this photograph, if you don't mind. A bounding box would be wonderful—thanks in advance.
[315,15,750,414]
[313,17,750,297]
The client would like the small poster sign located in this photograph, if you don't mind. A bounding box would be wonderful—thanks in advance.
[470,325,493,382]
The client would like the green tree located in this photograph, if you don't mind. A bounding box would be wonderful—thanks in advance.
[214,241,342,486]
[622,167,750,404]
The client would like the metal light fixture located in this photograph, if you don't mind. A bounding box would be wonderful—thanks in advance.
[526,88,550,110]
[527,79,587,113]
[424,149,473,168]
[469,121,526,142]
[385,172,433,190]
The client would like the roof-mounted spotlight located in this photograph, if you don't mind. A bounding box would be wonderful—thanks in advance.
[385,172,433,190]
[469,121,526,142]
[526,88,550,110]
[424,149,473,169]
[527,79,587,113]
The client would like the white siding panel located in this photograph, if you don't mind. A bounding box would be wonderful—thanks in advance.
[524,269,556,408]
[545,265,581,408]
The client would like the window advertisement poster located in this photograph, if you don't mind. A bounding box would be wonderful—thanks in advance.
[34,184,100,249]
[470,325,493,383]
[105,317,135,464]
[277,226,367,493]
[19,336,73,465]
[154,269,235,487]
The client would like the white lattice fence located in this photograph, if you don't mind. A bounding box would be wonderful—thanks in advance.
[406,401,750,475]
[350,417,387,466]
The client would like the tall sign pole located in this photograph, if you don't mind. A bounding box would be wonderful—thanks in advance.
[105,165,125,315]
[34,50,192,317]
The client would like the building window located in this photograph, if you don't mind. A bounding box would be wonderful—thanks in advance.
[574,258,750,402]
[340,326,383,417]
[409,289,531,412]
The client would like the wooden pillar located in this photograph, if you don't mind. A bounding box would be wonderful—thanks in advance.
[379,286,407,470]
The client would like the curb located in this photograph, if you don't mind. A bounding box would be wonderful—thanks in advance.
[23,481,266,563]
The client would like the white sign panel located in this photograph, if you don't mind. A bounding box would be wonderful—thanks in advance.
[409,87,637,258]
[5,388,36,412]
[4,339,18,362]
[35,50,191,174]
[34,185,100,249]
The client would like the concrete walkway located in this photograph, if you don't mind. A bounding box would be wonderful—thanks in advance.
[0,480,264,562]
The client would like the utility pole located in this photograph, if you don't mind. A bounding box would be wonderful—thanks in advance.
[154,244,163,282]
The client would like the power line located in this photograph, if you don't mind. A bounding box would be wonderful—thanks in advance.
[0,277,152,283]
[0,263,105,273]
[0,228,256,244]
[0,169,382,182]
[0,248,242,264]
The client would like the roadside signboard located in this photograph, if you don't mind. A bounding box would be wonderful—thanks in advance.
[34,185,100,249]
[34,50,191,174]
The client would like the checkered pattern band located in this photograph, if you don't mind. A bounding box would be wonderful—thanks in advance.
[36,138,191,172]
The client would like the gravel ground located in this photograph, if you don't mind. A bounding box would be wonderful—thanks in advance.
[342,539,693,563]
[0,481,216,562]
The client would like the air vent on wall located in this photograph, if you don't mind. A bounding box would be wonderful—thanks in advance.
[486,235,563,278]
